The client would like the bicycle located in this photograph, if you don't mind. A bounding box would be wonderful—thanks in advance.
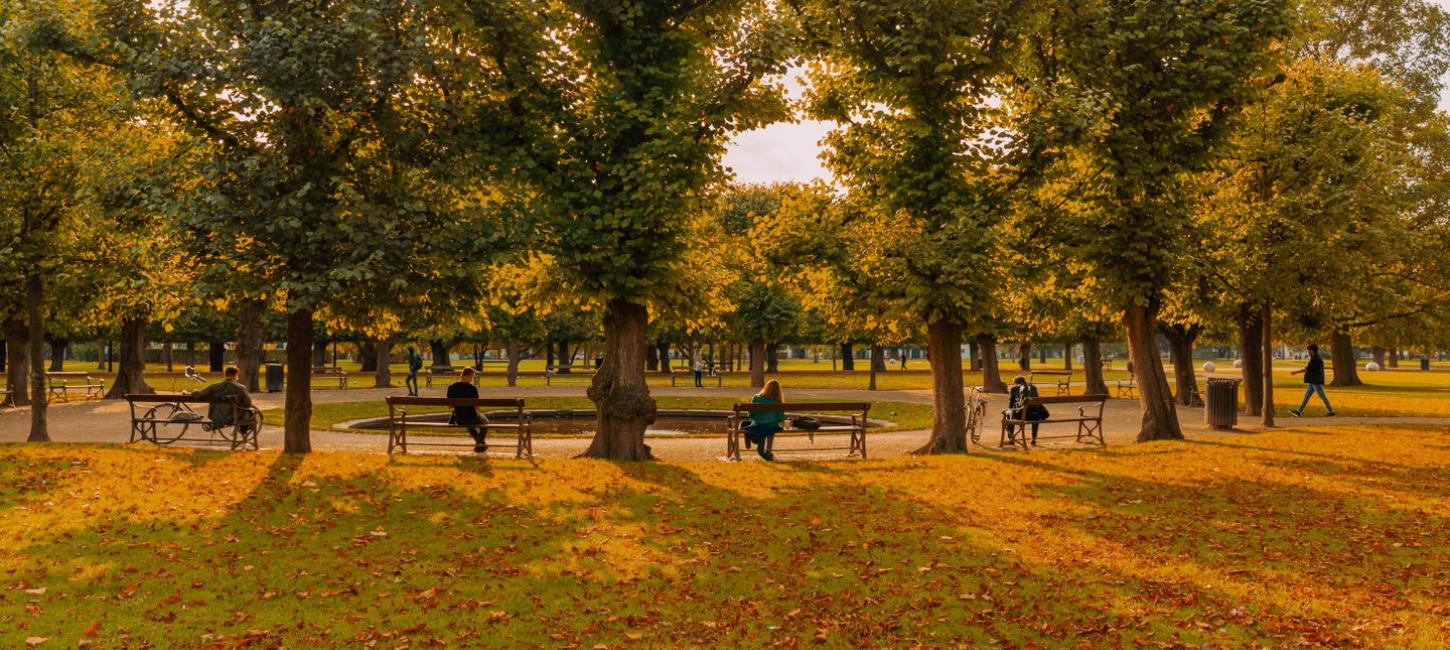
[965,386,988,445]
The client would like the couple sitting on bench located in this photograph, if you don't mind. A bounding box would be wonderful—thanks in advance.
[739,380,786,461]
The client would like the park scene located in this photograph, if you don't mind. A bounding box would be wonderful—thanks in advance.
[3,0,1450,647]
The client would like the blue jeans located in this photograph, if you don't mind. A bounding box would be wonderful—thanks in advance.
[405,371,419,395]
[1297,384,1333,413]
[743,423,780,460]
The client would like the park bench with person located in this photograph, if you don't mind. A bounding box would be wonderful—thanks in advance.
[726,401,871,461]
[384,396,533,458]
[1028,369,1073,396]
[1000,394,1107,451]
[126,393,263,451]
[46,371,106,401]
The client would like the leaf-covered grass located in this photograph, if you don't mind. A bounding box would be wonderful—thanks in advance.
[262,397,936,433]
[3,426,1447,648]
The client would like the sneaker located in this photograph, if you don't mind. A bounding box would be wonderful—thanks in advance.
[473,443,488,453]
[1326,411,1337,417]
[1289,410,1302,417]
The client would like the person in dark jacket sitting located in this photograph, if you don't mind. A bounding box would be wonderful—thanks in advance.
[1290,344,1336,417]
[190,366,256,434]
[447,367,489,452]
[1006,376,1044,446]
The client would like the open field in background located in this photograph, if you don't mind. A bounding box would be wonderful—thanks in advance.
[2,425,1446,648]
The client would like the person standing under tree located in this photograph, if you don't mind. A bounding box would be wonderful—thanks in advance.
[405,346,423,396]
[448,367,489,453]
[1290,343,1336,417]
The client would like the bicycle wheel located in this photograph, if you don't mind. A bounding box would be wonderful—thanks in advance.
[969,403,984,444]
[143,404,192,445]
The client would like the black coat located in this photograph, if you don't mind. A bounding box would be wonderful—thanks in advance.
[446,381,486,426]
[1303,354,1326,385]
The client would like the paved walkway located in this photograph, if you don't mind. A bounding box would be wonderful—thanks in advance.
[2,385,1443,461]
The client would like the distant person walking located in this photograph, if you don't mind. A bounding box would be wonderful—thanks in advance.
[1290,344,1336,417]
[742,379,785,461]
[448,367,489,453]
[693,356,704,388]
[405,346,423,397]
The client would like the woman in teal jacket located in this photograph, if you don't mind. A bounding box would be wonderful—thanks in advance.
[743,379,785,461]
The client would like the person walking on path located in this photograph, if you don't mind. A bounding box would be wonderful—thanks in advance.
[1290,343,1336,417]
[741,379,785,461]
[405,346,424,397]
[693,356,704,388]
[447,367,489,452]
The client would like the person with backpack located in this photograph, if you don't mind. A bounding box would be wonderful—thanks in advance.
[405,346,424,397]
[1007,376,1047,447]
[1290,343,1336,417]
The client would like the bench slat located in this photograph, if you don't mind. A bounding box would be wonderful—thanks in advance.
[1023,395,1107,406]
[387,397,525,408]
[126,394,240,404]
[731,402,870,412]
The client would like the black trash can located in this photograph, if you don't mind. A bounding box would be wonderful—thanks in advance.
[265,363,285,393]
[1205,378,1240,430]
[1422,357,1431,371]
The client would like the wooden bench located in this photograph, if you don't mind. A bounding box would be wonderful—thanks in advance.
[726,402,871,461]
[384,396,533,458]
[544,368,595,386]
[1,386,11,407]
[1116,375,1137,399]
[46,371,106,401]
[1029,369,1073,396]
[1000,394,1107,451]
[313,367,348,389]
[126,394,263,451]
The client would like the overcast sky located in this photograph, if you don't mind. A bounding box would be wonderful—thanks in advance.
[724,3,1450,185]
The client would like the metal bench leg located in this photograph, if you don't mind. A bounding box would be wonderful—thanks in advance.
[726,428,740,461]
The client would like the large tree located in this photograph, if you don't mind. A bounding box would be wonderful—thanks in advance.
[1056,0,1290,441]
[797,0,1048,454]
[458,0,794,459]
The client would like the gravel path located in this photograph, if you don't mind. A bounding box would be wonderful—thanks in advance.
[3,384,1444,460]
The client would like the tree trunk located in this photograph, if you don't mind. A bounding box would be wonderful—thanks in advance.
[978,335,1008,393]
[647,342,659,372]
[968,338,981,372]
[1387,347,1399,368]
[1082,336,1109,395]
[749,339,766,388]
[106,340,114,372]
[840,343,855,371]
[1018,343,1031,371]
[312,338,329,370]
[506,339,523,387]
[1163,327,1200,407]
[1122,304,1183,442]
[236,300,265,393]
[868,344,883,391]
[0,333,6,374]
[374,338,392,388]
[104,317,154,399]
[766,343,779,374]
[1261,303,1275,427]
[163,340,174,373]
[1063,341,1073,371]
[557,340,571,373]
[429,339,451,369]
[284,309,314,453]
[1237,307,1263,417]
[358,340,378,372]
[1371,346,1386,368]
[4,319,29,406]
[546,342,556,371]
[658,341,672,375]
[1328,330,1362,387]
[582,299,655,460]
[47,338,65,368]
[26,275,49,442]
[208,341,226,372]
[914,320,968,454]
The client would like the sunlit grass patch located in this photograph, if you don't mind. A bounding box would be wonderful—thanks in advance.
[1,425,1447,647]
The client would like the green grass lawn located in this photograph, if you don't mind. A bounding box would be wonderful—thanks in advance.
[2,425,1446,648]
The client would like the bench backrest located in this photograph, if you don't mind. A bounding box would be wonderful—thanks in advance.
[386,396,525,408]
[732,402,870,414]
[1030,370,1072,377]
[1024,394,1106,406]
[125,394,240,407]
[47,372,97,379]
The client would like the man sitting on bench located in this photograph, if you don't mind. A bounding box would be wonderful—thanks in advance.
[1007,376,1047,447]
[189,366,256,435]
[448,367,489,453]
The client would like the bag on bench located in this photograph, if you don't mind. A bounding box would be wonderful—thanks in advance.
[1025,404,1050,420]
[792,416,821,430]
